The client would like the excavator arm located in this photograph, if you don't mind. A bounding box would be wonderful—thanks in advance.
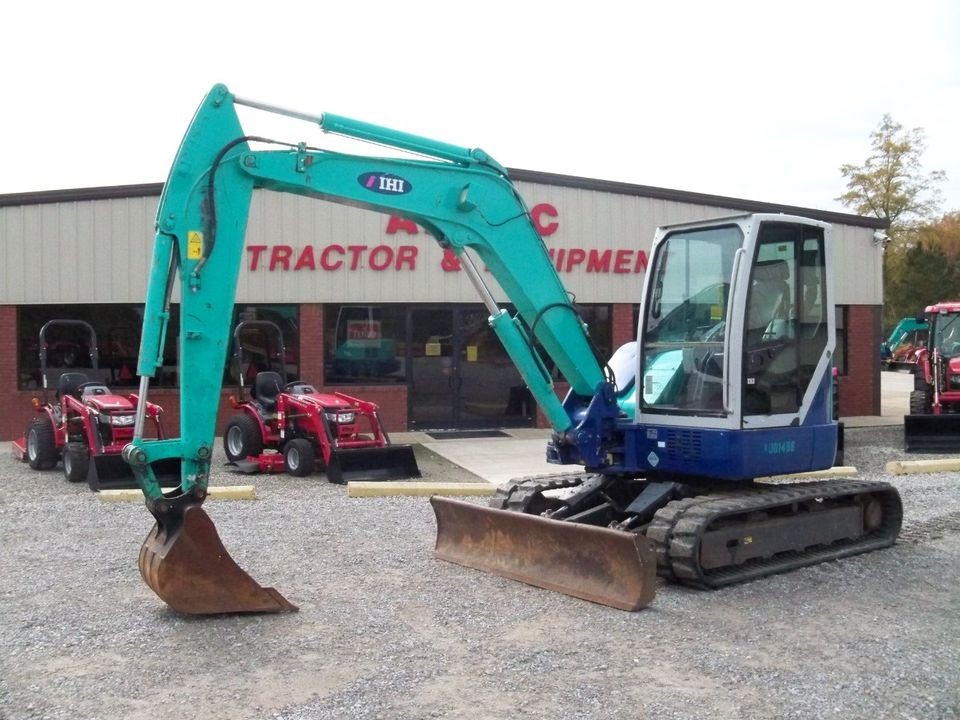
[126,84,617,613]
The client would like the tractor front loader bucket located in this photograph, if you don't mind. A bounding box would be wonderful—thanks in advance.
[431,496,657,611]
[904,414,960,453]
[326,445,421,484]
[139,493,297,615]
[87,455,182,492]
[10,436,27,462]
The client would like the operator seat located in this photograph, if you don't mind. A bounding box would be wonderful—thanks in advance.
[57,372,91,400]
[746,260,790,347]
[744,260,796,414]
[251,371,283,412]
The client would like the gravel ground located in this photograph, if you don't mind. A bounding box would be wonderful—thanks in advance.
[1,427,958,720]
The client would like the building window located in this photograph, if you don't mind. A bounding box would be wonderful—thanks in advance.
[18,304,180,390]
[530,304,612,383]
[835,306,848,376]
[576,304,613,362]
[324,304,407,384]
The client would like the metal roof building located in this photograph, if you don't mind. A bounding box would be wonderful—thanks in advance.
[0,170,886,439]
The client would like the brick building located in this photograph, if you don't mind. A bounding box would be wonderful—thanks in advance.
[0,170,886,440]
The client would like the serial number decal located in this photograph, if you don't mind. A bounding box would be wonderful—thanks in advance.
[764,440,796,455]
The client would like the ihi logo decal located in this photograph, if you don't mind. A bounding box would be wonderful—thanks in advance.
[359,172,412,195]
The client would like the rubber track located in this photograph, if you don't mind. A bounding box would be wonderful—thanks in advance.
[646,480,903,589]
[490,473,596,512]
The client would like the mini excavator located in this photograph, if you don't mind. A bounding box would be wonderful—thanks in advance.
[125,85,901,614]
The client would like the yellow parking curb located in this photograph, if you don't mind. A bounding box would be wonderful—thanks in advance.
[347,481,495,498]
[756,466,858,482]
[885,458,960,475]
[99,485,257,502]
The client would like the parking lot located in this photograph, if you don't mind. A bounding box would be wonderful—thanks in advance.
[1,373,958,720]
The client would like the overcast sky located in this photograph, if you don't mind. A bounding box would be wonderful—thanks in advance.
[4,0,958,217]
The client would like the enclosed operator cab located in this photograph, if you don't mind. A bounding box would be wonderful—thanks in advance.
[635,214,836,480]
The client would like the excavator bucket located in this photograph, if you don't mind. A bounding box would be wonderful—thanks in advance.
[430,496,657,611]
[904,413,960,453]
[326,445,421,484]
[139,502,298,615]
[88,455,182,492]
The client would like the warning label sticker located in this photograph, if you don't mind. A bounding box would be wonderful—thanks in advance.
[188,231,203,260]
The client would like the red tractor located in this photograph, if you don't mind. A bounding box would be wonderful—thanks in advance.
[905,301,960,452]
[12,320,177,490]
[223,321,420,484]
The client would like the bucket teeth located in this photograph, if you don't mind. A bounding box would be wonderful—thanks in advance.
[139,505,297,615]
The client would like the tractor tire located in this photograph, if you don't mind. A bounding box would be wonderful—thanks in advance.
[26,418,58,470]
[223,414,264,463]
[284,439,316,477]
[914,371,928,391]
[910,389,932,416]
[62,442,90,483]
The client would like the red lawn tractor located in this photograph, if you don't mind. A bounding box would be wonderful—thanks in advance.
[12,320,177,490]
[905,301,960,452]
[223,321,420,484]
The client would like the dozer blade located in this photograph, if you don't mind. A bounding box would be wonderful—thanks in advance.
[326,445,421,484]
[139,503,298,615]
[431,496,656,611]
[88,455,182,492]
[904,413,960,453]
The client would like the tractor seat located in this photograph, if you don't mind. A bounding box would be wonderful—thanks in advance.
[57,372,91,400]
[251,371,283,411]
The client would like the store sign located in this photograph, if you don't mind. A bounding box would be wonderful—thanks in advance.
[245,202,647,274]
[347,320,381,341]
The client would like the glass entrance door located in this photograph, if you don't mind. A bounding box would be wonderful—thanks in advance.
[408,305,535,430]
[409,308,455,428]
[457,306,533,428]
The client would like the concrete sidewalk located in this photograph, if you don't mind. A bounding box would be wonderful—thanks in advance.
[391,428,561,486]
[398,371,914,484]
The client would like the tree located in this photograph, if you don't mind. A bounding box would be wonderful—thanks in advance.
[838,116,950,332]
[884,243,960,330]
[916,212,960,258]
[837,115,946,244]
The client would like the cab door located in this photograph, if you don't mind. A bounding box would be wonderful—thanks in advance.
[740,221,832,429]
